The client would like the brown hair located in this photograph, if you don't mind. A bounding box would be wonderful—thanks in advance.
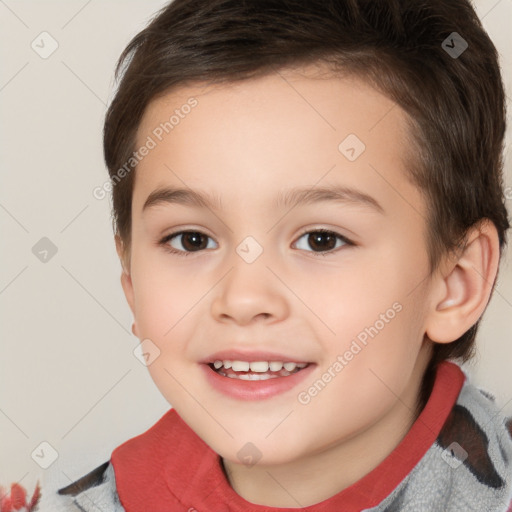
[103,0,509,385]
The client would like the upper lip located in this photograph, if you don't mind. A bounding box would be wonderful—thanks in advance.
[200,350,312,364]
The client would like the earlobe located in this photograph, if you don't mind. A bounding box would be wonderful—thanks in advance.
[115,235,137,325]
[120,271,136,317]
[426,220,500,344]
[121,270,138,338]
[115,235,130,275]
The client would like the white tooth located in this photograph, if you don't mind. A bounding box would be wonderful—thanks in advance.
[269,361,283,371]
[231,360,250,372]
[250,361,269,372]
[239,373,278,381]
[223,360,232,369]
[213,360,223,369]
[296,363,307,368]
[283,362,297,371]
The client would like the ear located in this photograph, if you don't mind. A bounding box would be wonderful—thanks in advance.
[115,235,138,336]
[425,220,500,344]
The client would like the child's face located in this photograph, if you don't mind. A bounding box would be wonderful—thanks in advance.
[122,65,437,466]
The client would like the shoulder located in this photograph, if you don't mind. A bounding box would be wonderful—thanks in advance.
[35,461,125,512]
[35,409,180,512]
[377,368,512,511]
[410,374,512,510]
[437,377,512,478]
[56,461,110,497]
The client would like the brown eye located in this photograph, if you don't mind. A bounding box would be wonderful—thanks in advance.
[294,229,351,254]
[307,232,337,251]
[162,231,217,255]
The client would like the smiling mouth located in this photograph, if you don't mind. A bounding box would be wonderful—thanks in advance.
[208,360,310,381]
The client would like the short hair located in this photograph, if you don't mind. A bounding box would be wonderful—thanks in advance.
[103,0,509,374]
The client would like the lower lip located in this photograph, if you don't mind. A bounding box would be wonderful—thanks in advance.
[200,363,316,401]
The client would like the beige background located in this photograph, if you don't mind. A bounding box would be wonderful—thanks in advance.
[1,0,511,495]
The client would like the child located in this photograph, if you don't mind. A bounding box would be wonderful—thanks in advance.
[35,0,512,510]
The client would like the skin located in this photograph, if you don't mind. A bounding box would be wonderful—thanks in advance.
[116,63,500,507]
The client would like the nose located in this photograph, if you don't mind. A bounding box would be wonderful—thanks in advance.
[210,259,289,326]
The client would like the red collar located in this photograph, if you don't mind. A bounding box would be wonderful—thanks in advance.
[111,361,465,511]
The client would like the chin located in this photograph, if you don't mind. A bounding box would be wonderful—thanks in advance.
[209,432,308,468]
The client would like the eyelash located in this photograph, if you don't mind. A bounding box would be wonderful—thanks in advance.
[158,228,355,257]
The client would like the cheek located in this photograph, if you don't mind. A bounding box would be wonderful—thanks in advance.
[133,280,177,340]
[308,278,425,421]
[130,249,197,337]
[310,260,408,345]
[330,285,424,385]
[355,305,422,376]
[295,313,421,445]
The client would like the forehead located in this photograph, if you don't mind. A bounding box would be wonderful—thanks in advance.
[132,64,423,220]
[136,65,409,146]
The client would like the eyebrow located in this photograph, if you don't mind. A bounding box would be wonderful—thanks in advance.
[142,185,384,214]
